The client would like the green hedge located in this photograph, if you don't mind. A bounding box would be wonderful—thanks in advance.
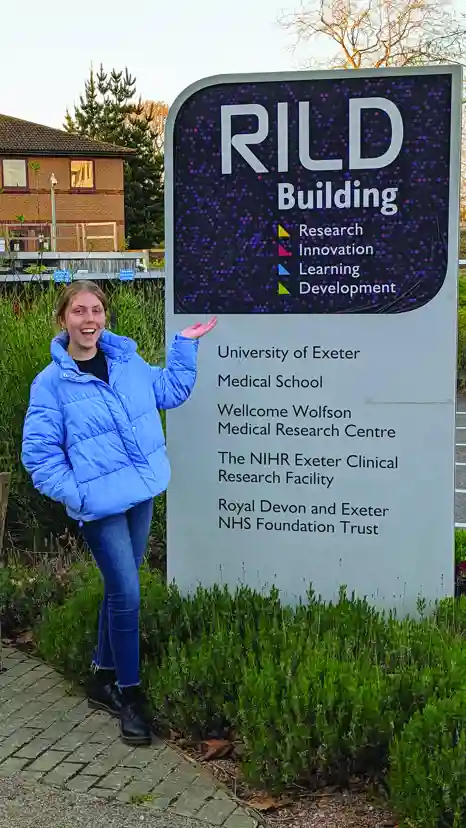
[0,559,457,818]
[456,528,466,564]
[458,276,466,388]
[390,692,466,827]
[4,548,466,822]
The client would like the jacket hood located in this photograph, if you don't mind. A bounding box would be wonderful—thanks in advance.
[51,329,137,371]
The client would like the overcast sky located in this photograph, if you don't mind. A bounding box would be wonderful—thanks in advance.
[5,0,306,128]
[5,0,463,130]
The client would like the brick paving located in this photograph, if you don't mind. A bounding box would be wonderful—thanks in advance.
[0,647,259,828]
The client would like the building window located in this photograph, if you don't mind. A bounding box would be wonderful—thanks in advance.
[2,159,27,189]
[70,160,94,190]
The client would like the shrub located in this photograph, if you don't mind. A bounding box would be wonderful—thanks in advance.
[139,565,179,660]
[144,628,239,739]
[0,561,69,634]
[37,562,169,681]
[435,593,466,634]
[457,305,466,389]
[22,556,466,820]
[235,632,390,791]
[36,563,103,678]
[458,275,466,309]
[389,691,466,828]
[143,583,293,737]
[293,585,391,662]
[455,528,466,564]
[381,622,466,744]
[37,568,466,789]
[0,284,61,548]
[235,611,466,791]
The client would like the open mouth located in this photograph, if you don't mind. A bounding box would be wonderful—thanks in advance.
[81,328,97,336]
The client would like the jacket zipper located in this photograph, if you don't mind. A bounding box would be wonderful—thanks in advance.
[61,365,155,477]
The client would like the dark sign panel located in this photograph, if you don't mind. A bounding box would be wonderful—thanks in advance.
[172,73,452,314]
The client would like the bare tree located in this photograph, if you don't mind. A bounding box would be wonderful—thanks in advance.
[279,0,466,69]
[279,0,466,220]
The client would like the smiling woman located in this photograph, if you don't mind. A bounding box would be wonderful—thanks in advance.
[56,281,108,361]
[21,278,217,748]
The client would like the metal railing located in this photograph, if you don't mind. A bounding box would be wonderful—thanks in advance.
[0,221,120,253]
[0,257,463,283]
[0,251,155,283]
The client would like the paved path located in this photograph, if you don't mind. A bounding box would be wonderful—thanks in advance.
[0,647,258,828]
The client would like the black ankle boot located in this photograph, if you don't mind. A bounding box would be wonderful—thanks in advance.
[87,668,124,717]
[119,686,152,746]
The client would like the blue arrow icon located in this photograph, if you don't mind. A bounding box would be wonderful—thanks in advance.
[278,264,290,276]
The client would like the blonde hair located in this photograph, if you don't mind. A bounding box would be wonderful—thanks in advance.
[55,280,108,327]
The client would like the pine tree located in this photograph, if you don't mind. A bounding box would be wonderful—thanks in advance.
[65,65,164,248]
[64,67,102,139]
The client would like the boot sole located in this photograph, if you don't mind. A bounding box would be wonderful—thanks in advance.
[88,698,121,718]
[120,733,152,746]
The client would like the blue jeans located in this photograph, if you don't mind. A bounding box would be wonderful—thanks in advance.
[81,498,153,688]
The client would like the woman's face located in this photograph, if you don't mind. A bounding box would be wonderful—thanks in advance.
[64,291,106,354]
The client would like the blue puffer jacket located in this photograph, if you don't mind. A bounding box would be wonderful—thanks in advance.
[21,329,198,523]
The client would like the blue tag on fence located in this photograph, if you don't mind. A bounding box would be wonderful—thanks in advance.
[119,269,134,281]
[53,270,71,284]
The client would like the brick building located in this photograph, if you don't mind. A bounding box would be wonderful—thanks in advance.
[0,114,133,252]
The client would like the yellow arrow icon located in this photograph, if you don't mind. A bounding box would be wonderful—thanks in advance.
[278,282,290,295]
[278,224,290,238]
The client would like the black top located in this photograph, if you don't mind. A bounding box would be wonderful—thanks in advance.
[74,348,109,384]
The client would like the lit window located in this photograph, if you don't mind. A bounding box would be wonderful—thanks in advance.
[70,160,94,189]
[2,159,27,188]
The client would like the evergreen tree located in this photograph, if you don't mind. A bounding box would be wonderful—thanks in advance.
[65,66,164,248]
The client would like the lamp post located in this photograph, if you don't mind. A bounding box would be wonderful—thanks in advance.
[50,173,57,252]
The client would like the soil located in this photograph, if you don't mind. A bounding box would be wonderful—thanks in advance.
[166,738,397,828]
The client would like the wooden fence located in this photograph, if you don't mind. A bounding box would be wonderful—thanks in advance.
[0,472,10,554]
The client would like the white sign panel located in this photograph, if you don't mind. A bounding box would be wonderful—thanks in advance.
[165,66,462,614]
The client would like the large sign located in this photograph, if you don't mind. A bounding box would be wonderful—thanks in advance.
[165,66,462,613]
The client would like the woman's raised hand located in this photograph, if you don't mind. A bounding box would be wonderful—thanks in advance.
[181,317,218,340]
